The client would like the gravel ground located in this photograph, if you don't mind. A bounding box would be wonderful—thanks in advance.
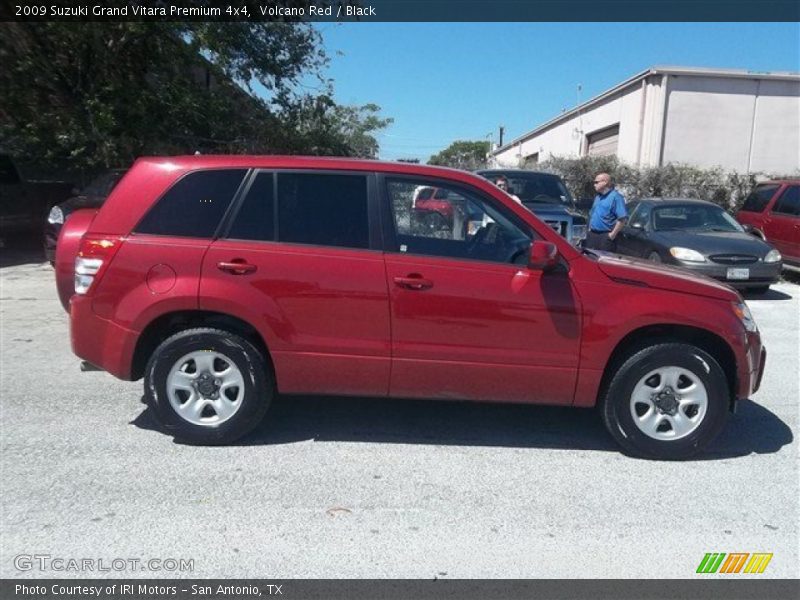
[1,247,797,579]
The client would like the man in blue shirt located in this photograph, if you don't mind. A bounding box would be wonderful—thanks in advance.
[587,172,627,252]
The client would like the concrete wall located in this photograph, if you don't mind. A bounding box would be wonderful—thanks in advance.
[662,75,800,173]
[493,72,800,174]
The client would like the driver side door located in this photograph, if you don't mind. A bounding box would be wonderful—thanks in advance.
[381,175,582,405]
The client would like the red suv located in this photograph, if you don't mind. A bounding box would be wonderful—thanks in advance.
[737,180,800,271]
[59,156,766,459]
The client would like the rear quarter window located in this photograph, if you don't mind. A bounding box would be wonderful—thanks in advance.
[135,169,247,238]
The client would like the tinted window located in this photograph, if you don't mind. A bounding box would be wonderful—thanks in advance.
[136,169,246,238]
[741,184,779,212]
[773,186,800,217]
[277,173,369,249]
[388,178,532,265]
[227,172,275,241]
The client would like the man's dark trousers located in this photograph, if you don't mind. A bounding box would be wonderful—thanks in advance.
[586,230,617,252]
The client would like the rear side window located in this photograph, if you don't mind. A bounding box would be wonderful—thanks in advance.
[741,184,779,213]
[136,169,246,237]
[227,172,275,241]
[277,173,369,249]
[773,186,800,217]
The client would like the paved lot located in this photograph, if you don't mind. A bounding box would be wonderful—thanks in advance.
[1,247,798,579]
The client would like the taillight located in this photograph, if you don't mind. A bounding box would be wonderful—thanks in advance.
[74,235,122,295]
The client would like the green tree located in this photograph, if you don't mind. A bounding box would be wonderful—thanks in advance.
[0,20,390,171]
[428,140,490,170]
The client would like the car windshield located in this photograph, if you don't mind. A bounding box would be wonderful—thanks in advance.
[480,172,573,206]
[653,204,744,233]
[82,171,124,197]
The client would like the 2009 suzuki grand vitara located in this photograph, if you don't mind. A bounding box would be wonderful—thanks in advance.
[59,156,766,459]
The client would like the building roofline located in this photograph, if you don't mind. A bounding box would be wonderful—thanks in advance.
[491,65,800,156]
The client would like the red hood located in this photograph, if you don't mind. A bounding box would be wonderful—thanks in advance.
[595,254,741,302]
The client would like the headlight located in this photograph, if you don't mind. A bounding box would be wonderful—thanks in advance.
[732,301,758,332]
[669,247,706,262]
[764,248,782,263]
[47,205,64,225]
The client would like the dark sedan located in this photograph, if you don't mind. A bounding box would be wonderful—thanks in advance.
[44,169,125,263]
[616,198,782,293]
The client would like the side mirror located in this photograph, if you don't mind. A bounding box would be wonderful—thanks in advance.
[630,221,644,230]
[529,240,559,271]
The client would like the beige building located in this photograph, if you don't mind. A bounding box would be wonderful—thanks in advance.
[490,66,800,174]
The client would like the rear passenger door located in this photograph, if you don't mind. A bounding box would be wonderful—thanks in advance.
[200,170,392,397]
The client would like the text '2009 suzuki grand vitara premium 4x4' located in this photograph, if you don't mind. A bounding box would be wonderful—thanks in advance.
[60,156,766,459]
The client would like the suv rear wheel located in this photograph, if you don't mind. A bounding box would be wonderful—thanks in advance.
[145,328,272,444]
[601,343,729,460]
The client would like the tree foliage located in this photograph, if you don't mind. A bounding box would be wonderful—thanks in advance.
[428,140,490,170]
[0,20,391,171]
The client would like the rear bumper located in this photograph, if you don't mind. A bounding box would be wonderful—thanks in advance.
[70,295,138,380]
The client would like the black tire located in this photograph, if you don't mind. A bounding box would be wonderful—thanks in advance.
[601,343,729,460]
[648,251,662,263]
[144,327,272,445]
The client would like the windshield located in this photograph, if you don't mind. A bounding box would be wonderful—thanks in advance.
[82,171,124,197]
[480,172,574,206]
[653,205,744,233]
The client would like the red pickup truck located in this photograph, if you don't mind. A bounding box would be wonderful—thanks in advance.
[57,156,766,459]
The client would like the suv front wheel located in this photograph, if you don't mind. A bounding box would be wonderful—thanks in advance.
[601,343,729,460]
[145,328,272,444]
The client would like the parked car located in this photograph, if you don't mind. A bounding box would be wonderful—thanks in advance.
[476,170,587,246]
[411,185,455,230]
[59,156,765,459]
[0,153,73,240]
[736,180,800,272]
[44,169,126,263]
[616,198,782,293]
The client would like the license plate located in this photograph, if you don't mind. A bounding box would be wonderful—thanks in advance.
[727,267,749,280]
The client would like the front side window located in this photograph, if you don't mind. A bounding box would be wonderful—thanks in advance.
[773,186,800,217]
[387,178,532,265]
[277,173,369,249]
[741,184,779,213]
[628,203,650,229]
[136,169,247,238]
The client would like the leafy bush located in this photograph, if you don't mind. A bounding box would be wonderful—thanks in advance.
[536,155,798,213]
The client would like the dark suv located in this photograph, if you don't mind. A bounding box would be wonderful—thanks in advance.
[58,156,765,459]
[476,169,587,246]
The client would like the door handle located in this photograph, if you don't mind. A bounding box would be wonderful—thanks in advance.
[393,274,433,290]
[217,260,257,275]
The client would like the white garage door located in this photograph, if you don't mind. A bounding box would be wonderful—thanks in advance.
[586,125,620,156]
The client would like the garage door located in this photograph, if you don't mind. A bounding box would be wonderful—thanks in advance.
[586,125,619,156]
